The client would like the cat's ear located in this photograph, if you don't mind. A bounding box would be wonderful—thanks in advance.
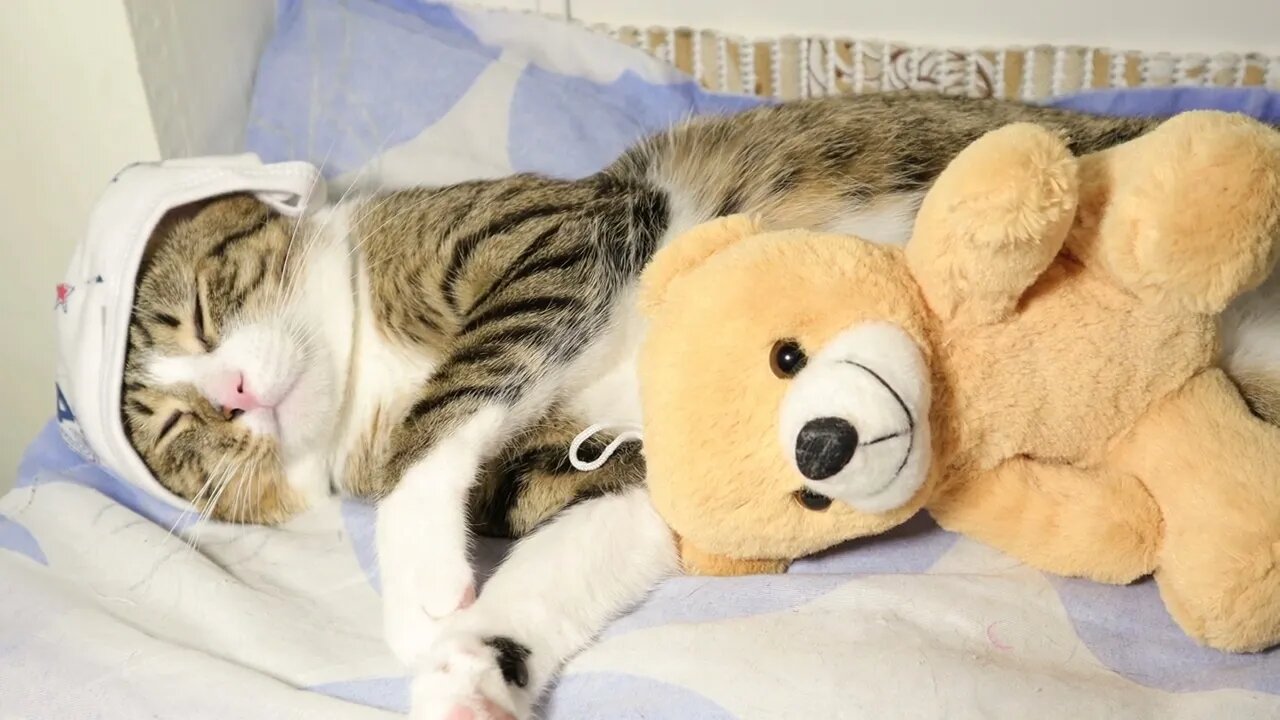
[140,199,215,275]
[639,214,762,317]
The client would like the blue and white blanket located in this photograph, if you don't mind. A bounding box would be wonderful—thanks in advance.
[5,1,1280,717]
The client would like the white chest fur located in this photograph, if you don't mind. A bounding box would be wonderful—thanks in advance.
[322,204,441,481]
[564,292,648,430]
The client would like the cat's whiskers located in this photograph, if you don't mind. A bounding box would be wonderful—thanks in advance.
[338,193,447,294]
[158,450,233,550]
[229,443,263,525]
[280,126,401,308]
[261,444,287,524]
[302,166,367,264]
[279,142,335,288]
[333,192,398,268]
[290,330,322,364]
[344,177,409,243]
[278,195,335,309]
[278,220,325,309]
[344,191,436,264]
[231,449,265,525]
[350,185,398,229]
[157,451,234,557]
[279,191,354,309]
[197,446,244,531]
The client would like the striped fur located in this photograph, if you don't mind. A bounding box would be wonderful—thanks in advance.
[340,94,1162,531]
[120,92,1280,716]
[120,93,1179,530]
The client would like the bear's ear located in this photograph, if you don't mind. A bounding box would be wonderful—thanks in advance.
[639,214,763,316]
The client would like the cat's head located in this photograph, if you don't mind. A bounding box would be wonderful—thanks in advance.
[121,194,347,524]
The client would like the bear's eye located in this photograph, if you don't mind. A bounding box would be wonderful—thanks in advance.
[770,340,807,378]
[794,489,832,511]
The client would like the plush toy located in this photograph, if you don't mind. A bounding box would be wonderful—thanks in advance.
[636,111,1280,652]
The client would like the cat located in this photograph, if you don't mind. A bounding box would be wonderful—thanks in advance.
[120,92,1280,718]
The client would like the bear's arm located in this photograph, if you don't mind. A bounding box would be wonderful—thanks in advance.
[928,458,1160,584]
[905,123,1077,326]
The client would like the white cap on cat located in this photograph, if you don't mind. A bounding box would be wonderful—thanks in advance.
[54,155,325,509]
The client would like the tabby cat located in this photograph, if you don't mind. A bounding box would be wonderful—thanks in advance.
[120,93,1280,718]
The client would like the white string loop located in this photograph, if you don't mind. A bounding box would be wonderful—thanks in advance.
[568,422,644,472]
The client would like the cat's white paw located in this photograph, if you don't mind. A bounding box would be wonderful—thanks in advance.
[377,450,481,665]
[384,579,476,666]
[410,633,528,720]
[381,563,478,666]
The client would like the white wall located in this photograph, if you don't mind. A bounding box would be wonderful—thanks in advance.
[0,1,275,493]
[0,1,161,489]
[566,0,1280,54]
[124,0,275,158]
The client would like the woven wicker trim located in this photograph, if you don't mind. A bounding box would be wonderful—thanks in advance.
[589,24,1280,101]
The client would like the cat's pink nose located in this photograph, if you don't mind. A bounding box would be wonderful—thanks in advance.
[218,372,262,415]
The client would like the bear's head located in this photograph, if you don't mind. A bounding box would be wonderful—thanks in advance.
[637,215,941,565]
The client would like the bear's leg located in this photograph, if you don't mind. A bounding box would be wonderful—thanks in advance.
[1070,112,1280,315]
[1109,368,1280,652]
[930,458,1161,584]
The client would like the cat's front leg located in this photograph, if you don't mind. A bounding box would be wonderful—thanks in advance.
[377,404,510,665]
[409,487,679,720]
[378,384,566,666]
[377,297,606,665]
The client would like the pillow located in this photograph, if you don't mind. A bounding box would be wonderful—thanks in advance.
[1048,86,1280,123]
[245,0,762,188]
[247,1,1280,190]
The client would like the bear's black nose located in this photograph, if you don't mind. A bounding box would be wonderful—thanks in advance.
[795,417,858,480]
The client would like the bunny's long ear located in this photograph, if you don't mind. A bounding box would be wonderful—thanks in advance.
[639,214,763,317]
[905,123,1078,326]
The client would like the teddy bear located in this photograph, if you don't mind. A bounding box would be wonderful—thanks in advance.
[636,110,1280,652]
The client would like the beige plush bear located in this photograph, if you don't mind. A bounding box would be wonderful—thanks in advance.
[637,111,1280,652]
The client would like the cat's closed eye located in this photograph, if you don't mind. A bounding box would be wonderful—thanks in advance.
[194,289,212,350]
[157,410,186,443]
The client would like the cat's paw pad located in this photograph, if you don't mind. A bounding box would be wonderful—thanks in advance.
[410,634,529,720]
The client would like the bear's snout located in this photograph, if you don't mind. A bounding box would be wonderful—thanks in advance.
[795,417,859,479]
[778,322,932,514]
